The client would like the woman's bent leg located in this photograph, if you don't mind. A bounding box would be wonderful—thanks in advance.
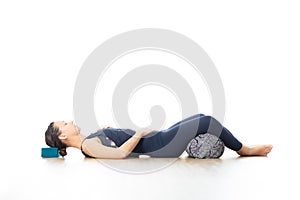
[144,115,243,157]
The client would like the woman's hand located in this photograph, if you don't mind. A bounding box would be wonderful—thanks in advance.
[135,128,157,138]
[98,125,113,130]
[116,127,158,158]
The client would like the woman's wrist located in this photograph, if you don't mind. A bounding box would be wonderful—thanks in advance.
[134,128,156,138]
[133,132,143,139]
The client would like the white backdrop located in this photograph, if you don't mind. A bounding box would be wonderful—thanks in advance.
[0,0,299,198]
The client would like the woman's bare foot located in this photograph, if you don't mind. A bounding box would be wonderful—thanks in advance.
[237,144,273,156]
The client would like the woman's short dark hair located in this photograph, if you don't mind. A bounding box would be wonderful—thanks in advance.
[45,122,67,157]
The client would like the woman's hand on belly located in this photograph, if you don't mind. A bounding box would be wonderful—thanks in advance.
[135,128,158,138]
[98,125,113,130]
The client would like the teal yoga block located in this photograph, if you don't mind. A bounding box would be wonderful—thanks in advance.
[41,147,59,158]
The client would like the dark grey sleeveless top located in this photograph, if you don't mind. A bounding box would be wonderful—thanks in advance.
[80,128,136,158]
[80,131,115,158]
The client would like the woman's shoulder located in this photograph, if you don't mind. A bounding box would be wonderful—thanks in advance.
[81,136,104,158]
[83,135,102,146]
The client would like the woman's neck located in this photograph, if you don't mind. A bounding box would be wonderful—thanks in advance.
[67,134,86,149]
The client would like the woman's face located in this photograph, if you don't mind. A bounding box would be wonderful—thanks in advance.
[54,121,80,136]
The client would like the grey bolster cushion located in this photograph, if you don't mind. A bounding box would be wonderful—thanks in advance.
[186,133,225,159]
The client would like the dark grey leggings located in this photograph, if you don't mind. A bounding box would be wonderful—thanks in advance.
[133,113,243,157]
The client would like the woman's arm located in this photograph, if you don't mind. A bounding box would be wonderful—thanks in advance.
[83,128,156,159]
[118,128,155,156]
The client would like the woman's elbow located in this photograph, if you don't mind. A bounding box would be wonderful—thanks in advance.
[104,150,128,159]
[119,150,129,159]
[92,149,128,159]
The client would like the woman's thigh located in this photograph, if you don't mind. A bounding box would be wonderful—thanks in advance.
[167,113,206,129]
[138,115,208,157]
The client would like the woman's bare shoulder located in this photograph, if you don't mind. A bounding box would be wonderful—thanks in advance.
[83,136,103,146]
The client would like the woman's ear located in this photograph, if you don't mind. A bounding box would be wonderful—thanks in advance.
[58,134,68,140]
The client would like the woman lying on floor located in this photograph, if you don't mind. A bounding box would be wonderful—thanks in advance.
[45,113,273,158]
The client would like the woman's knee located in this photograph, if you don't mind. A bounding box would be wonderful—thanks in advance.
[200,115,222,127]
[202,115,219,121]
[200,115,213,121]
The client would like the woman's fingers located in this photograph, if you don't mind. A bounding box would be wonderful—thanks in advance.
[137,128,156,137]
[99,125,113,130]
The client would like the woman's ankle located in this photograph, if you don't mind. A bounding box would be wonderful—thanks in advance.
[237,145,250,156]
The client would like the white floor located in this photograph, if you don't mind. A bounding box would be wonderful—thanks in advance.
[1,145,298,200]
